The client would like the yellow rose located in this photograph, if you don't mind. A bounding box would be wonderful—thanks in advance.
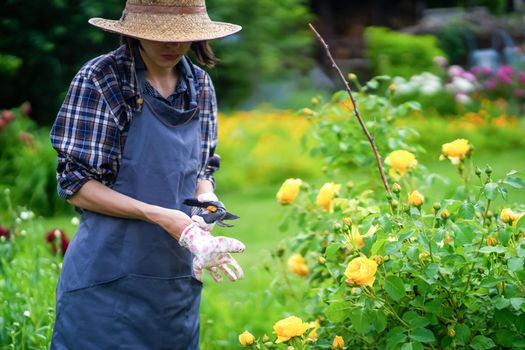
[486,235,498,246]
[441,139,471,164]
[288,254,309,277]
[408,190,424,207]
[316,182,341,211]
[307,320,320,340]
[385,150,417,178]
[273,316,311,343]
[500,208,515,223]
[239,330,255,347]
[344,257,378,287]
[332,335,344,349]
[346,226,364,249]
[303,108,313,116]
[276,179,302,205]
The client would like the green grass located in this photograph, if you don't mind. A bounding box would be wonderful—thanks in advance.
[2,146,524,349]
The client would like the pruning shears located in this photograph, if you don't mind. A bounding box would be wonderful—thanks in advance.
[183,198,240,227]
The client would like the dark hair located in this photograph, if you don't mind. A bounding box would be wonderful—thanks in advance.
[120,36,218,68]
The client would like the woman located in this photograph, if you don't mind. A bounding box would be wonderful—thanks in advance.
[49,1,245,348]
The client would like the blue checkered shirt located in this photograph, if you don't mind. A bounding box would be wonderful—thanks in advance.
[50,45,219,200]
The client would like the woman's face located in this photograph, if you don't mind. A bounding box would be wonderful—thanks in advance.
[138,39,192,69]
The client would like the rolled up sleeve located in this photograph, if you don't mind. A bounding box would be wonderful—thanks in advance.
[197,72,220,187]
[50,73,122,200]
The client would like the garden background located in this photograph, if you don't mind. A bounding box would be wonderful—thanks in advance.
[1,0,525,349]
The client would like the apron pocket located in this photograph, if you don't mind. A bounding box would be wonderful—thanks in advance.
[119,274,202,350]
[53,276,128,350]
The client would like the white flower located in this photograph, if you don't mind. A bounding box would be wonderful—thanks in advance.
[23,310,31,318]
[54,229,61,238]
[19,211,34,221]
[452,77,475,93]
[420,81,442,95]
[455,93,471,105]
[15,218,21,225]
[71,217,80,226]
[436,240,445,248]
[387,236,398,242]
[20,230,27,236]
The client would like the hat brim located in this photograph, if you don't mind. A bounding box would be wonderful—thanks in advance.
[89,14,241,42]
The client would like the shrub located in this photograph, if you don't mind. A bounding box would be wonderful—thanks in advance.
[242,76,525,349]
[0,104,71,216]
[365,27,446,79]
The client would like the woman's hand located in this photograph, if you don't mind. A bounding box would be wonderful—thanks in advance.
[146,207,194,240]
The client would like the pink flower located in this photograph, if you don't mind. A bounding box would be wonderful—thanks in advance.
[448,65,464,77]
[484,79,498,89]
[515,90,525,98]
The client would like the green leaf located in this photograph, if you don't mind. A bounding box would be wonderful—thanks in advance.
[517,314,525,333]
[508,257,524,272]
[493,296,511,310]
[510,298,525,311]
[458,201,476,219]
[503,176,525,189]
[517,215,525,232]
[370,309,387,333]
[384,276,406,301]
[469,335,496,350]
[386,328,407,350]
[402,311,430,329]
[371,238,387,256]
[325,301,352,323]
[350,308,371,334]
[495,309,515,326]
[401,342,424,350]
[479,246,506,254]
[325,243,342,261]
[484,183,499,201]
[455,324,471,345]
[409,327,436,343]
[495,329,516,347]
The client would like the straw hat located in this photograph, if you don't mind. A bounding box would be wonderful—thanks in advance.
[88,0,241,42]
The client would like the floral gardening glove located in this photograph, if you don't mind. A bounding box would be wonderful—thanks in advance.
[179,223,245,282]
[190,192,221,231]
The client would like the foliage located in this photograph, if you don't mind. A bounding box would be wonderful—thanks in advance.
[364,27,446,79]
[0,0,122,125]
[0,194,64,349]
[0,104,71,216]
[304,75,423,178]
[436,21,475,66]
[215,109,321,192]
[246,79,525,349]
[0,0,314,123]
[209,0,315,108]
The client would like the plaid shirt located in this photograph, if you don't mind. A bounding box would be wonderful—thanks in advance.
[50,45,219,200]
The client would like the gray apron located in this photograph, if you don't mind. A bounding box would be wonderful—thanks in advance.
[51,55,203,350]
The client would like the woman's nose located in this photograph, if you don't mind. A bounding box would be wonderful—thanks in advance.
[166,42,180,49]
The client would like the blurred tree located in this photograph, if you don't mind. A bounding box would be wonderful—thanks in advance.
[0,0,314,124]
[0,1,122,125]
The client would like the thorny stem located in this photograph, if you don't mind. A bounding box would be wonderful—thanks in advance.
[309,24,390,194]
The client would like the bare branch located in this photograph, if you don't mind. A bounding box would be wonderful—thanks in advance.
[308,23,390,193]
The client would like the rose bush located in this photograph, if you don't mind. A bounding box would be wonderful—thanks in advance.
[240,79,525,349]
